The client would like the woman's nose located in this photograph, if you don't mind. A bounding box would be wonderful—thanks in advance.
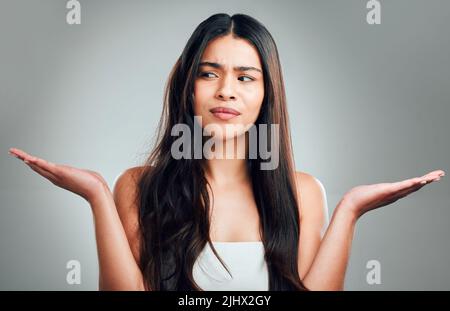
[216,77,236,101]
[217,93,236,100]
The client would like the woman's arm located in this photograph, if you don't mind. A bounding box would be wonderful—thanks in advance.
[8,148,145,291]
[302,170,445,290]
[302,203,356,290]
[295,172,330,279]
[91,186,145,291]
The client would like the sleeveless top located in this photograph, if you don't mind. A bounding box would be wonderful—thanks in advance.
[192,241,269,291]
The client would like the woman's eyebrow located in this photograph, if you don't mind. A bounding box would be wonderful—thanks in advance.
[199,61,262,73]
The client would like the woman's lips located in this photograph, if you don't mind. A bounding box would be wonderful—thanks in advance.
[211,112,239,120]
[209,107,241,121]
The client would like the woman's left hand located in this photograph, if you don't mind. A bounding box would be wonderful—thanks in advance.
[339,169,445,220]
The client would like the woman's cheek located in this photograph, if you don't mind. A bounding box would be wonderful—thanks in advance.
[193,83,209,116]
[248,94,264,122]
[245,87,264,109]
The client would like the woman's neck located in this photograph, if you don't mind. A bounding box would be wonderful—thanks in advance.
[203,133,250,186]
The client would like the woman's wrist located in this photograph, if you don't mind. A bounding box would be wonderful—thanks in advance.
[87,183,114,212]
[334,199,360,225]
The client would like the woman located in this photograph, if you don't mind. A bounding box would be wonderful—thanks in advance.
[8,13,445,291]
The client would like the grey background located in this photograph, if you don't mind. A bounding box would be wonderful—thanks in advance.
[1,0,449,290]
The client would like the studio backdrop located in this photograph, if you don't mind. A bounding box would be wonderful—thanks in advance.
[0,0,449,290]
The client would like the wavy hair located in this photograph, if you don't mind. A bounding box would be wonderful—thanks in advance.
[137,13,308,291]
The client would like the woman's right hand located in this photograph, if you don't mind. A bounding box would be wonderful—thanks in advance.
[9,147,110,204]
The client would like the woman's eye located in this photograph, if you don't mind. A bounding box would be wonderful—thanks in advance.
[200,72,217,78]
[238,76,254,82]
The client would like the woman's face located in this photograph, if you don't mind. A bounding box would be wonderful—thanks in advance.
[193,34,265,140]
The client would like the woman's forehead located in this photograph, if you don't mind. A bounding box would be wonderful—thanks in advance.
[200,35,262,69]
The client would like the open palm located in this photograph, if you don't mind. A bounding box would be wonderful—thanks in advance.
[341,170,445,219]
[9,147,109,203]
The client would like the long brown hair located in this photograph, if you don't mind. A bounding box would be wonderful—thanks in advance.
[137,13,308,291]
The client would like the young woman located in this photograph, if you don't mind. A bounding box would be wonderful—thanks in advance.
[9,13,444,291]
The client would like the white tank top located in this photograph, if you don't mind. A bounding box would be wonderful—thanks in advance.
[192,241,269,291]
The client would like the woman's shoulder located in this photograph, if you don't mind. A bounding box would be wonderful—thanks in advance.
[120,165,147,180]
[114,166,148,186]
[295,171,326,195]
[112,166,148,205]
[294,171,329,227]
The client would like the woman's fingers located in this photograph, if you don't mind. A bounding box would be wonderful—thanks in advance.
[418,170,445,182]
[9,147,32,161]
[9,147,109,202]
[27,157,58,174]
[9,147,60,183]
[389,170,445,193]
[381,170,445,206]
[9,147,59,175]
[387,180,426,202]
